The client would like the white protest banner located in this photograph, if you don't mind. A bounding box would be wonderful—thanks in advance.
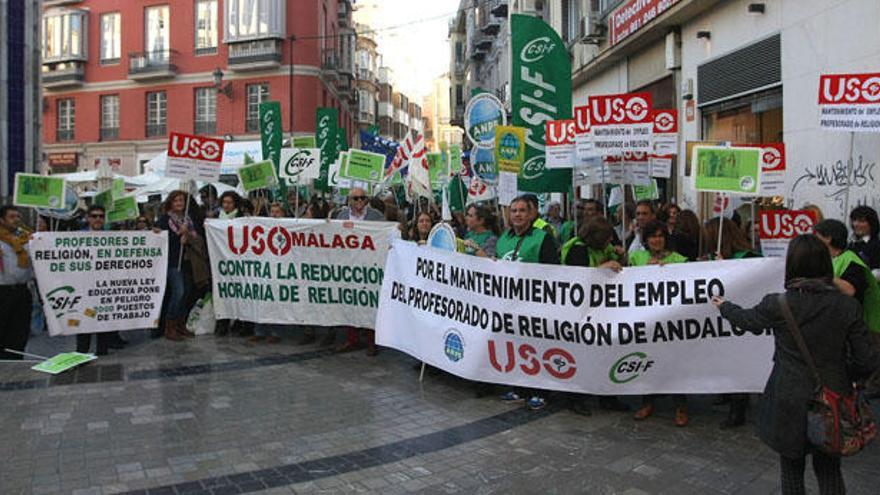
[545,119,576,169]
[650,154,673,178]
[588,92,654,155]
[574,105,596,160]
[165,132,225,182]
[818,73,880,132]
[498,171,518,206]
[377,240,782,394]
[652,109,679,155]
[758,209,818,258]
[206,218,400,328]
[605,156,625,184]
[29,231,168,336]
[279,148,321,185]
[623,151,651,186]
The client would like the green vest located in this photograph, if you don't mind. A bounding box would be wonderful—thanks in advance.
[465,230,492,249]
[629,249,688,267]
[496,227,547,263]
[833,250,880,333]
[559,220,576,244]
[560,238,618,267]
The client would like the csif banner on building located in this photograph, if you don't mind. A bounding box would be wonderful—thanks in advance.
[376,240,783,395]
[511,14,572,193]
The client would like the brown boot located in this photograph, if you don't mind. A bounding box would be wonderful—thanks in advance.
[178,322,195,338]
[164,318,184,341]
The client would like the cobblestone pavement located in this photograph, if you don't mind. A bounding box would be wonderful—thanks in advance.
[2,329,879,495]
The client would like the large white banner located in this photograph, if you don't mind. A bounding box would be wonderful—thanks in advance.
[206,218,400,328]
[30,231,169,336]
[376,240,784,395]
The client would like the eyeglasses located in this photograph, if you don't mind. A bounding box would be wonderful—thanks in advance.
[351,196,367,202]
[89,214,105,219]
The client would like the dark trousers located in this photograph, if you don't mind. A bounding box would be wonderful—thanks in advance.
[780,451,844,495]
[76,333,112,354]
[0,284,32,360]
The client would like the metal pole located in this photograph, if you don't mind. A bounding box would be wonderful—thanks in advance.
[716,195,725,258]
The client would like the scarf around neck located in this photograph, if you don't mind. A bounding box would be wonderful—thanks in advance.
[0,224,30,268]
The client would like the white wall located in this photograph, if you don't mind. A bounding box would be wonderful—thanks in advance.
[679,0,880,219]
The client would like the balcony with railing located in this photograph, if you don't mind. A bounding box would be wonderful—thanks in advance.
[42,61,85,89]
[195,121,217,135]
[321,49,339,80]
[128,50,178,81]
[358,111,375,124]
[227,39,282,71]
[56,128,75,142]
[146,123,167,138]
[99,127,118,141]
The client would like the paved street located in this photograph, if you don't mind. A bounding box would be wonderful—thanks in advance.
[2,331,879,495]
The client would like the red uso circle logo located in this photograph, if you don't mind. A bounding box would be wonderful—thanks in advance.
[761,147,782,171]
[654,111,675,132]
[625,97,650,121]
[792,213,815,235]
[862,77,880,102]
[201,141,221,160]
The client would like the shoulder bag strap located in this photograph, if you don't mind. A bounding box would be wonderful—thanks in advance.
[510,231,528,262]
[777,293,823,386]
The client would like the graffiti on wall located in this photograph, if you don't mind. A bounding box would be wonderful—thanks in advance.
[791,154,877,217]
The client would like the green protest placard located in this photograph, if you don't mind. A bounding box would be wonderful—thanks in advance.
[428,152,446,189]
[292,135,317,148]
[693,146,762,195]
[112,178,125,197]
[343,149,385,182]
[13,173,66,208]
[495,126,526,174]
[93,189,115,210]
[31,352,97,374]
[449,144,463,174]
[107,196,139,223]
[315,107,339,191]
[634,179,660,201]
[238,160,278,192]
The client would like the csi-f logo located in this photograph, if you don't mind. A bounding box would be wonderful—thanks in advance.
[168,132,224,161]
[317,115,331,140]
[609,352,654,384]
[521,156,545,180]
[590,93,653,125]
[819,73,880,104]
[45,286,81,318]
[284,150,316,178]
[520,36,555,63]
[653,110,677,133]
[488,340,577,380]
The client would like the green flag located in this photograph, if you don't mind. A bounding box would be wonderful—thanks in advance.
[259,101,286,200]
[292,134,317,148]
[448,174,466,213]
[315,108,339,192]
[511,14,572,192]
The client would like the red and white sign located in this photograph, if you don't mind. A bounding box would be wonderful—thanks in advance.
[604,155,625,184]
[818,73,880,132]
[608,0,683,46]
[588,93,654,155]
[711,193,742,218]
[734,143,786,197]
[622,151,651,185]
[545,119,576,169]
[758,209,818,257]
[166,132,225,182]
[649,154,673,179]
[652,109,679,155]
[573,106,596,160]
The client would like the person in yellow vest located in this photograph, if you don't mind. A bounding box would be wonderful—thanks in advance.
[561,217,631,415]
[814,219,880,333]
[629,219,690,427]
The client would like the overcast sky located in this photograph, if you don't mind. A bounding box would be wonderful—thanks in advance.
[354,0,460,99]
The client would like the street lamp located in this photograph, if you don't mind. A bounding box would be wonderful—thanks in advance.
[212,68,233,99]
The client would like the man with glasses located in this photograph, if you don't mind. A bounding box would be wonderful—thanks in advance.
[333,187,384,354]
[334,187,384,221]
[0,206,34,360]
[76,205,115,355]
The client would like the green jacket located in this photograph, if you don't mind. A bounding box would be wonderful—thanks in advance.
[560,238,619,267]
[559,220,576,244]
[833,250,880,333]
[496,227,549,263]
[629,249,688,267]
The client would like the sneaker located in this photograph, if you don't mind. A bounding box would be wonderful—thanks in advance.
[526,396,546,411]
[500,391,523,403]
[634,404,655,420]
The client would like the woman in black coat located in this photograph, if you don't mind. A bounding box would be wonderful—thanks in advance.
[712,234,878,495]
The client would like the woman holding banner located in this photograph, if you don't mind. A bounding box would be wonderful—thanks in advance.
[703,216,761,428]
[462,204,499,258]
[407,211,437,246]
[156,191,198,341]
[712,234,878,495]
[628,219,690,426]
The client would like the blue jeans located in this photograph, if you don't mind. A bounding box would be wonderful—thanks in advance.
[255,324,290,337]
[166,268,187,320]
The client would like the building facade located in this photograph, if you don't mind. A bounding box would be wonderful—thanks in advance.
[549,0,880,220]
[41,0,356,176]
[0,0,42,198]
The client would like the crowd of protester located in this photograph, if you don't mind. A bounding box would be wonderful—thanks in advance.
[2,185,879,494]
